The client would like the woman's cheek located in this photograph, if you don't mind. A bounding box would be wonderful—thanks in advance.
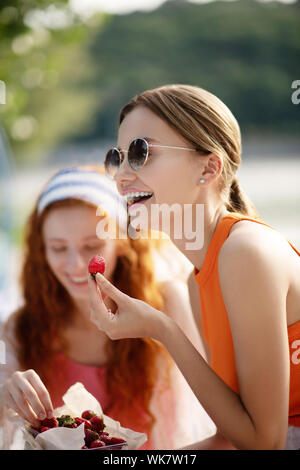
[46,251,65,279]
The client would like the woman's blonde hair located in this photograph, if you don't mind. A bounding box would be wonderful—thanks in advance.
[119,84,260,219]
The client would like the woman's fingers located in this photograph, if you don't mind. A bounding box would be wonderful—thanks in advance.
[11,370,52,421]
[25,369,54,418]
[88,274,112,331]
[95,273,129,307]
[6,392,39,427]
[6,370,53,426]
[88,272,104,304]
[5,381,40,427]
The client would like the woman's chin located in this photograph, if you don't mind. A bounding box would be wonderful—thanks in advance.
[64,280,89,300]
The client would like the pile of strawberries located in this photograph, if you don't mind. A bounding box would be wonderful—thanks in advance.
[32,410,127,449]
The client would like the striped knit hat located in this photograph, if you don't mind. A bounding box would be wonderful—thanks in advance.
[37,167,128,232]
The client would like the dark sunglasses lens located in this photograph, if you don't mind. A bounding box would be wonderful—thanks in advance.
[105,148,120,178]
[128,139,148,171]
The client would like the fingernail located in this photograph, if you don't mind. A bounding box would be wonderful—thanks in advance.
[39,413,46,420]
[95,273,104,282]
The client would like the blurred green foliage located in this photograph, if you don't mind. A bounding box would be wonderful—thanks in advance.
[80,0,300,142]
[0,0,299,163]
[0,0,110,162]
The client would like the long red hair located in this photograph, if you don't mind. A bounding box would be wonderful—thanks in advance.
[13,169,173,435]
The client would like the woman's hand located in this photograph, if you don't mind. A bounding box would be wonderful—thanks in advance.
[0,369,54,428]
[88,272,169,341]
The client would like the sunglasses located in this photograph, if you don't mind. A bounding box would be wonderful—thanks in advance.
[104,138,199,179]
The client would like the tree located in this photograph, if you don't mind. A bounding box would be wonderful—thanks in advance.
[0,1,108,162]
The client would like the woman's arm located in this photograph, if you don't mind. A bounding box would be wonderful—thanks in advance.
[157,236,290,450]
[0,317,54,428]
[157,279,217,447]
[179,431,236,450]
[187,272,211,363]
[159,279,207,357]
[0,317,20,386]
[89,233,290,450]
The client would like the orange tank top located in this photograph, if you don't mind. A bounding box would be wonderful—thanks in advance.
[193,212,300,427]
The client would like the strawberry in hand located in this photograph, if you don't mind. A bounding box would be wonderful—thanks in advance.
[88,256,107,300]
[88,256,106,279]
[88,271,164,341]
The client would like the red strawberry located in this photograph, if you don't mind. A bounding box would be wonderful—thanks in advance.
[65,422,77,428]
[84,429,100,446]
[75,417,92,430]
[90,415,105,433]
[88,257,107,299]
[41,417,58,428]
[40,426,51,432]
[88,256,106,278]
[81,410,96,420]
[57,415,76,428]
[108,437,126,445]
[81,445,88,450]
[89,439,106,448]
[101,436,126,446]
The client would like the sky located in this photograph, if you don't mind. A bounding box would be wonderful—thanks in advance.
[24,0,299,30]
[69,0,166,17]
[70,0,298,17]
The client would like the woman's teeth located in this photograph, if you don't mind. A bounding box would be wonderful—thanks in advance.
[126,191,153,206]
[70,276,87,284]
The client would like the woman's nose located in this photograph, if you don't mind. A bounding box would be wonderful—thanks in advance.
[65,250,86,273]
[114,154,136,186]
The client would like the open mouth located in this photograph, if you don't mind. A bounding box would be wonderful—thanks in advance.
[127,192,154,208]
[69,276,88,285]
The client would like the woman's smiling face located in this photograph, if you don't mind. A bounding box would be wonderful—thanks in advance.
[115,106,204,233]
[43,204,119,302]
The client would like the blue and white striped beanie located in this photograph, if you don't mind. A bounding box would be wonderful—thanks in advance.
[37,167,128,232]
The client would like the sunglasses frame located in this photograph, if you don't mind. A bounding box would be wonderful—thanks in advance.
[104,138,198,178]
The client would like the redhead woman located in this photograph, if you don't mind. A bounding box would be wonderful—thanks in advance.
[88,85,300,450]
[0,165,215,450]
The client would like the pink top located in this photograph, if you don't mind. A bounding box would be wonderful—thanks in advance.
[48,353,176,450]
[0,313,217,450]
[50,353,110,410]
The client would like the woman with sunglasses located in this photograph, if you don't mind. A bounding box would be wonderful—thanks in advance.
[0,165,215,449]
[89,84,300,450]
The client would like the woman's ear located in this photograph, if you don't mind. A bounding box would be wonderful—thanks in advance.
[199,153,223,184]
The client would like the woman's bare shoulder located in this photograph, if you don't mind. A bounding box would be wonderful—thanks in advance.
[219,219,293,297]
[157,278,189,302]
[221,219,294,260]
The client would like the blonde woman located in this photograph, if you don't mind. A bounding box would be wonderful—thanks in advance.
[88,85,300,450]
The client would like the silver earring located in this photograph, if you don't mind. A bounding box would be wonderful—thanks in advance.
[200,179,205,184]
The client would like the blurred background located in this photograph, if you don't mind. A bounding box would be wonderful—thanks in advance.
[0,0,300,320]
